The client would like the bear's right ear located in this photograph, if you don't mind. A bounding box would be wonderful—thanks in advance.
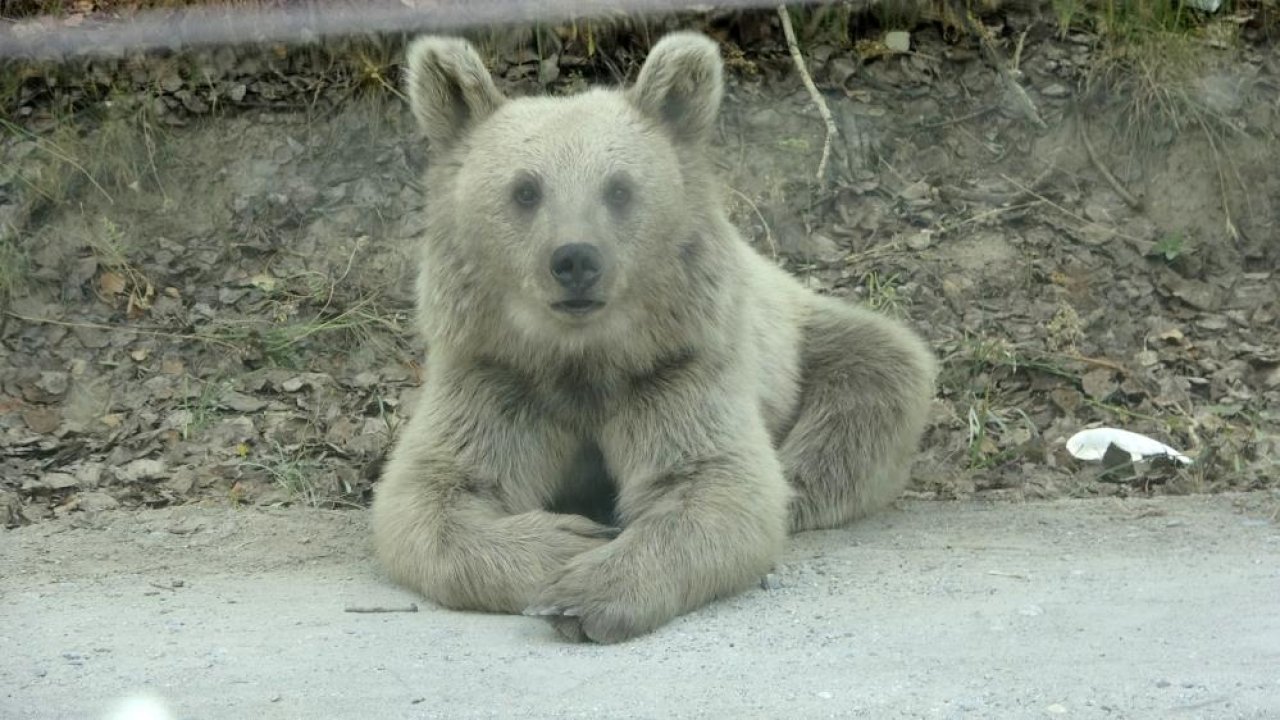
[404,36,505,151]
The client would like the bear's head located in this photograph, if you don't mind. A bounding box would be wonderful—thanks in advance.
[404,32,732,359]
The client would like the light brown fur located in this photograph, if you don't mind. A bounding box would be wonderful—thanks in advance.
[371,32,937,643]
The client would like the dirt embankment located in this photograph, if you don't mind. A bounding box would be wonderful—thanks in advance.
[1,8,1277,524]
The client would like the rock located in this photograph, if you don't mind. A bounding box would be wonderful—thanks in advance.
[77,492,120,512]
[21,407,61,434]
[745,108,782,129]
[1196,72,1244,114]
[222,392,267,413]
[1160,274,1220,311]
[118,458,167,483]
[165,468,198,495]
[1083,201,1113,223]
[884,31,911,53]
[826,57,858,86]
[142,375,176,400]
[1081,369,1117,401]
[159,72,183,93]
[539,58,559,84]
[42,473,79,491]
[779,229,843,265]
[898,180,932,202]
[177,90,210,114]
[1134,350,1160,367]
[278,373,332,393]
[1,491,22,527]
[74,463,104,488]
[36,371,70,397]
[347,371,379,389]
[905,230,934,251]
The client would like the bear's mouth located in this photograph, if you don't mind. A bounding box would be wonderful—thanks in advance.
[552,299,605,316]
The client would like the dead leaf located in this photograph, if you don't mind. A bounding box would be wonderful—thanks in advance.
[1081,368,1117,401]
[99,271,127,297]
[1050,387,1082,413]
[248,272,278,292]
[1159,272,1220,311]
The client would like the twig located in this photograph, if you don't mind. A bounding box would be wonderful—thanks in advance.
[344,603,419,613]
[777,5,838,184]
[964,12,1045,129]
[5,312,241,350]
[1012,26,1032,72]
[1194,114,1239,241]
[940,162,1058,205]
[998,173,1142,243]
[1079,122,1143,210]
[730,187,778,260]
[918,105,996,129]
[1056,352,1129,375]
[941,201,1040,231]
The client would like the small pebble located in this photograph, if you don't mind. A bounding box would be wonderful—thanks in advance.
[884,31,911,53]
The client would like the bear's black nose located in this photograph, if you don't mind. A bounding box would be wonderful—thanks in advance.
[550,243,603,292]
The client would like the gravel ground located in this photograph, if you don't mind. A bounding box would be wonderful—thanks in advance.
[3,495,1278,719]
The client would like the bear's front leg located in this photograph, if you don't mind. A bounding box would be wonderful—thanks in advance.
[526,391,791,643]
[372,373,617,613]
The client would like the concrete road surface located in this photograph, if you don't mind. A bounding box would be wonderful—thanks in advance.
[3,495,1278,719]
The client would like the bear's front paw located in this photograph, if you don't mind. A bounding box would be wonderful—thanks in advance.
[523,548,663,644]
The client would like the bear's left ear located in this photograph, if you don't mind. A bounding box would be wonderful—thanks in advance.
[628,32,724,145]
[404,36,506,151]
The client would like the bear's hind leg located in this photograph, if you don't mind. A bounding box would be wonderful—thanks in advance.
[781,297,936,533]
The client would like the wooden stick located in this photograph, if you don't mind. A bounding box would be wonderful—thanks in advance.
[777,5,839,184]
[1079,122,1143,210]
[343,603,419,613]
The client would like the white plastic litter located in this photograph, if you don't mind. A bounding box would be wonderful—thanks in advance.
[1066,427,1192,465]
[104,694,174,720]
[1186,0,1222,12]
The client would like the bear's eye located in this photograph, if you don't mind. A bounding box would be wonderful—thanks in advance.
[511,176,542,209]
[604,176,633,212]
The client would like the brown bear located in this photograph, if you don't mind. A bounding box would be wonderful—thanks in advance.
[371,31,937,644]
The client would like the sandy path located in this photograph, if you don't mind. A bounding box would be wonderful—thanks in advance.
[3,496,1277,719]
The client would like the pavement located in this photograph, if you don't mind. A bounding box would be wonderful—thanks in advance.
[2,494,1278,719]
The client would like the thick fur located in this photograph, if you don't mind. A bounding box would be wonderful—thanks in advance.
[372,32,937,644]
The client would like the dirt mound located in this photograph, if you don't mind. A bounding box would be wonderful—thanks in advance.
[2,13,1277,525]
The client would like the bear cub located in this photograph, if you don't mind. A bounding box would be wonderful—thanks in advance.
[372,31,937,643]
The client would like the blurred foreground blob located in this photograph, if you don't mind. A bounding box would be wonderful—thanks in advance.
[104,693,174,720]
